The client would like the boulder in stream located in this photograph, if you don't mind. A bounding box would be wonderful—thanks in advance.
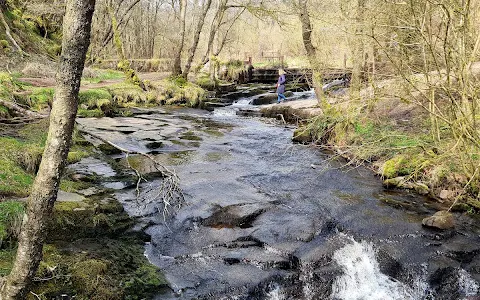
[422,210,455,230]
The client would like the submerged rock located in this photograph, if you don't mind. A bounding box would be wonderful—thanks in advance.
[422,210,455,229]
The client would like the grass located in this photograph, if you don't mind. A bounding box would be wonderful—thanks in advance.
[28,87,54,111]
[82,69,125,84]
[0,201,25,245]
[0,137,36,197]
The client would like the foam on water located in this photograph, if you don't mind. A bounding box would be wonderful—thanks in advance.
[331,238,415,300]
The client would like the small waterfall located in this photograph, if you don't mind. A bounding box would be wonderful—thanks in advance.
[266,284,284,300]
[331,239,415,300]
[458,268,479,297]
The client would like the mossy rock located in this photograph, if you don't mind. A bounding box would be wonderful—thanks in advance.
[30,237,167,300]
[292,128,313,144]
[49,198,134,241]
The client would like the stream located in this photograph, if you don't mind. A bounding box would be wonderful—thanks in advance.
[75,89,480,300]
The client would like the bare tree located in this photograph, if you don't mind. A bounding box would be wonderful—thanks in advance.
[0,0,96,298]
[182,0,213,78]
[298,0,325,105]
[172,0,187,75]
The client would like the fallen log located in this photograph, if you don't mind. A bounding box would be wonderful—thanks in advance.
[0,99,47,119]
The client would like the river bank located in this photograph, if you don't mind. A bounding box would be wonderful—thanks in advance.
[73,106,480,299]
[259,92,480,216]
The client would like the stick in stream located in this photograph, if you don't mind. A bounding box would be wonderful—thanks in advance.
[77,126,185,221]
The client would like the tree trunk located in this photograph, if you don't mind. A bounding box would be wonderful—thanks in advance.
[172,0,187,76]
[0,0,95,298]
[350,0,366,100]
[200,0,228,67]
[182,0,212,78]
[298,0,325,106]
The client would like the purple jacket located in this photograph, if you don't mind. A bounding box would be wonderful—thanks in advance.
[276,74,286,94]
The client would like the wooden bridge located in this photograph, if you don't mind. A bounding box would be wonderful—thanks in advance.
[248,68,352,85]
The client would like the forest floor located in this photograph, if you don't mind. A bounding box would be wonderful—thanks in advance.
[20,71,171,90]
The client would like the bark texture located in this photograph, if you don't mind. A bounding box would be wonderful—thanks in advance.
[200,0,228,66]
[298,0,324,104]
[182,0,212,78]
[0,0,96,298]
[350,0,366,99]
[172,0,187,76]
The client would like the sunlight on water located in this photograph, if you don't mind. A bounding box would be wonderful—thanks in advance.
[331,238,415,300]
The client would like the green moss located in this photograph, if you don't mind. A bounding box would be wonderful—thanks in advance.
[59,179,89,193]
[179,131,203,141]
[30,237,167,300]
[382,156,406,178]
[0,40,9,49]
[0,249,16,276]
[0,201,25,245]
[107,82,145,105]
[78,89,112,107]
[67,150,90,164]
[203,129,224,137]
[78,108,104,118]
[0,137,35,197]
[29,87,54,111]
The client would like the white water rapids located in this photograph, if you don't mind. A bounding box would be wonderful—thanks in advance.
[266,237,479,300]
[331,239,416,300]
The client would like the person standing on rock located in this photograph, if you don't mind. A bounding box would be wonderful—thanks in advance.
[276,69,287,103]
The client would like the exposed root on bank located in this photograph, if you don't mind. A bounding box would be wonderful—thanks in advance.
[77,126,185,220]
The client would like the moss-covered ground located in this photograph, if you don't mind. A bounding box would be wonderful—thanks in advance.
[0,119,168,299]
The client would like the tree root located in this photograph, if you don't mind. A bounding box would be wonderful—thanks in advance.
[77,125,185,220]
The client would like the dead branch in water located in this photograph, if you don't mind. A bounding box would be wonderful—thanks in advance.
[77,125,185,220]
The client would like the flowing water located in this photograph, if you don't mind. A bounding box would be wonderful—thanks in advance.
[76,91,480,300]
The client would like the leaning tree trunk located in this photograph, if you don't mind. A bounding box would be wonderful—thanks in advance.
[172,0,187,76]
[199,0,227,67]
[0,0,95,299]
[298,0,325,106]
[182,0,212,78]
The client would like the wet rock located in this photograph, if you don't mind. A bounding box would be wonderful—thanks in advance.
[383,176,406,188]
[376,249,404,280]
[236,108,263,117]
[439,189,454,200]
[428,266,479,300]
[413,182,429,195]
[68,157,117,179]
[57,191,85,202]
[203,102,228,112]
[292,128,312,144]
[252,93,277,105]
[443,240,480,263]
[202,203,271,229]
[217,83,237,93]
[383,177,429,195]
[422,210,455,229]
